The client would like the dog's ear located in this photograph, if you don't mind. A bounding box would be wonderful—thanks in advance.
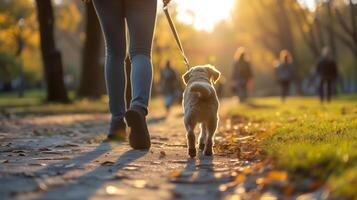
[182,70,191,85]
[206,65,221,84]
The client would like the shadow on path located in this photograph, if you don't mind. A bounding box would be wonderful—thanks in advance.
[171,155,223,200]
[35,142,112,176]
[38,149,147,199]
[0,142,112,198]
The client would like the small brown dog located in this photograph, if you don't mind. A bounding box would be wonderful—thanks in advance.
[182,65,220,157]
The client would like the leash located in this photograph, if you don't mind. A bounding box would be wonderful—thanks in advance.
[163,4,190,70]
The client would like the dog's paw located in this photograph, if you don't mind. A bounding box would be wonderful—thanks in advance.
[198,143,205,151]
[203,148,213,156]
[188,148,197,158]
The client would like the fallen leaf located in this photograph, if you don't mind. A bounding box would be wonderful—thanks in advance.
[266,170,288,182]
[151,161,161,165]
[36,180,48,191]
[171,160,187,164]
[40,151,63,155]
[12,150,26,153]
[38,147,51,151]
[55,143,79,148]
[234,174,246,184]
[255,130,273,140]
[101,161,115,166]
[28,163,47,166]
[159,151,166,158]
[64,163,76,168]
[123,166,139,171]
[35,157,71,160]
[169,171,182,178]
[237,136,254,141]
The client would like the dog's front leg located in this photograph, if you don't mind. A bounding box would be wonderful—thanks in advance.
[204,118,218,156]
[184,117,196,158]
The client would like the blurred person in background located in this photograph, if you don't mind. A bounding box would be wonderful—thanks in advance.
[160,60,179,115]
[315,47,338,103]
[231,47,253,103]
[275,50,295,102]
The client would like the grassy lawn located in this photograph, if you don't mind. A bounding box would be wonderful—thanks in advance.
[0,90,108,115]
[0,90,169,115]
[227,95,357,198]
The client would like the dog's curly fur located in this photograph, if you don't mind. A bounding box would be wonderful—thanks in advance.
[182,65,221,157]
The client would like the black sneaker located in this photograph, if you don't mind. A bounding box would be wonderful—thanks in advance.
[106,118,127,141]
[125,107,151,149]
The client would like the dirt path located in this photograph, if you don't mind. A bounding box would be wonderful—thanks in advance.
[0,103,251,200]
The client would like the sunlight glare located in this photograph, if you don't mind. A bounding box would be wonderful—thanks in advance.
[299,0,317,10]
[175,0,235,32]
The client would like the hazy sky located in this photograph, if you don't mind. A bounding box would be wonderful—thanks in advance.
[159,0,317,32]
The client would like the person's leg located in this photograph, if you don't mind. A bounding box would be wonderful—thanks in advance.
[327,79,332,102]
[125,0,157,113]
[165,94,174,114]
[280,82,285,102]
[124,0,157,149]
[92,0,127,139]
[242,83,248,102]
[282,81,290,102]
[319,79,325,102]
[92,0,126,119]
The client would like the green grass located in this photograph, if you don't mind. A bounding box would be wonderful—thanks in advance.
[0,90,166,115]
[227,95,357,199]
[0,90,108,115]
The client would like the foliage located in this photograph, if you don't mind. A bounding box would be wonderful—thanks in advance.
[0,0,356,93]
[0,0,41,82]
[0,53,20,81]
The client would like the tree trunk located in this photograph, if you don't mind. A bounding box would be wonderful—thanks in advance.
[77,2,106,99]
[276,0,303,94]
[326,1,338,59]
[35,0,69,102]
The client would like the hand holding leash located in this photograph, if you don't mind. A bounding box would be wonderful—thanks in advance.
[163,0,171,8]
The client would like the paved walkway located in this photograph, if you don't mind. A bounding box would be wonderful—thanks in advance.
[0,104,247,200]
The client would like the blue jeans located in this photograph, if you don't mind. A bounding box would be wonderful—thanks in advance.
[92,0,157,119]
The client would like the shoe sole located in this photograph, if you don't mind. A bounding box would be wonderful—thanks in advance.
[125,110,151,150]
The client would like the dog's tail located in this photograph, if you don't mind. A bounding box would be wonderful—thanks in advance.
[190,83,212,99]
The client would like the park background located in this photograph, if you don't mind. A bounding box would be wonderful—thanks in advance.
[0,0,356,100]
[0,1,357,199]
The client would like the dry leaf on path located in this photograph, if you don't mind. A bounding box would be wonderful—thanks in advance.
[159,151,166,158]
[266,171,288,182]
[28,163,47,166]
[101,161,115,166]
[36,157,71,160]
[255,130,273,140]
[169,171,182,178]
[123,166,139,171]
[234,174,246,184]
